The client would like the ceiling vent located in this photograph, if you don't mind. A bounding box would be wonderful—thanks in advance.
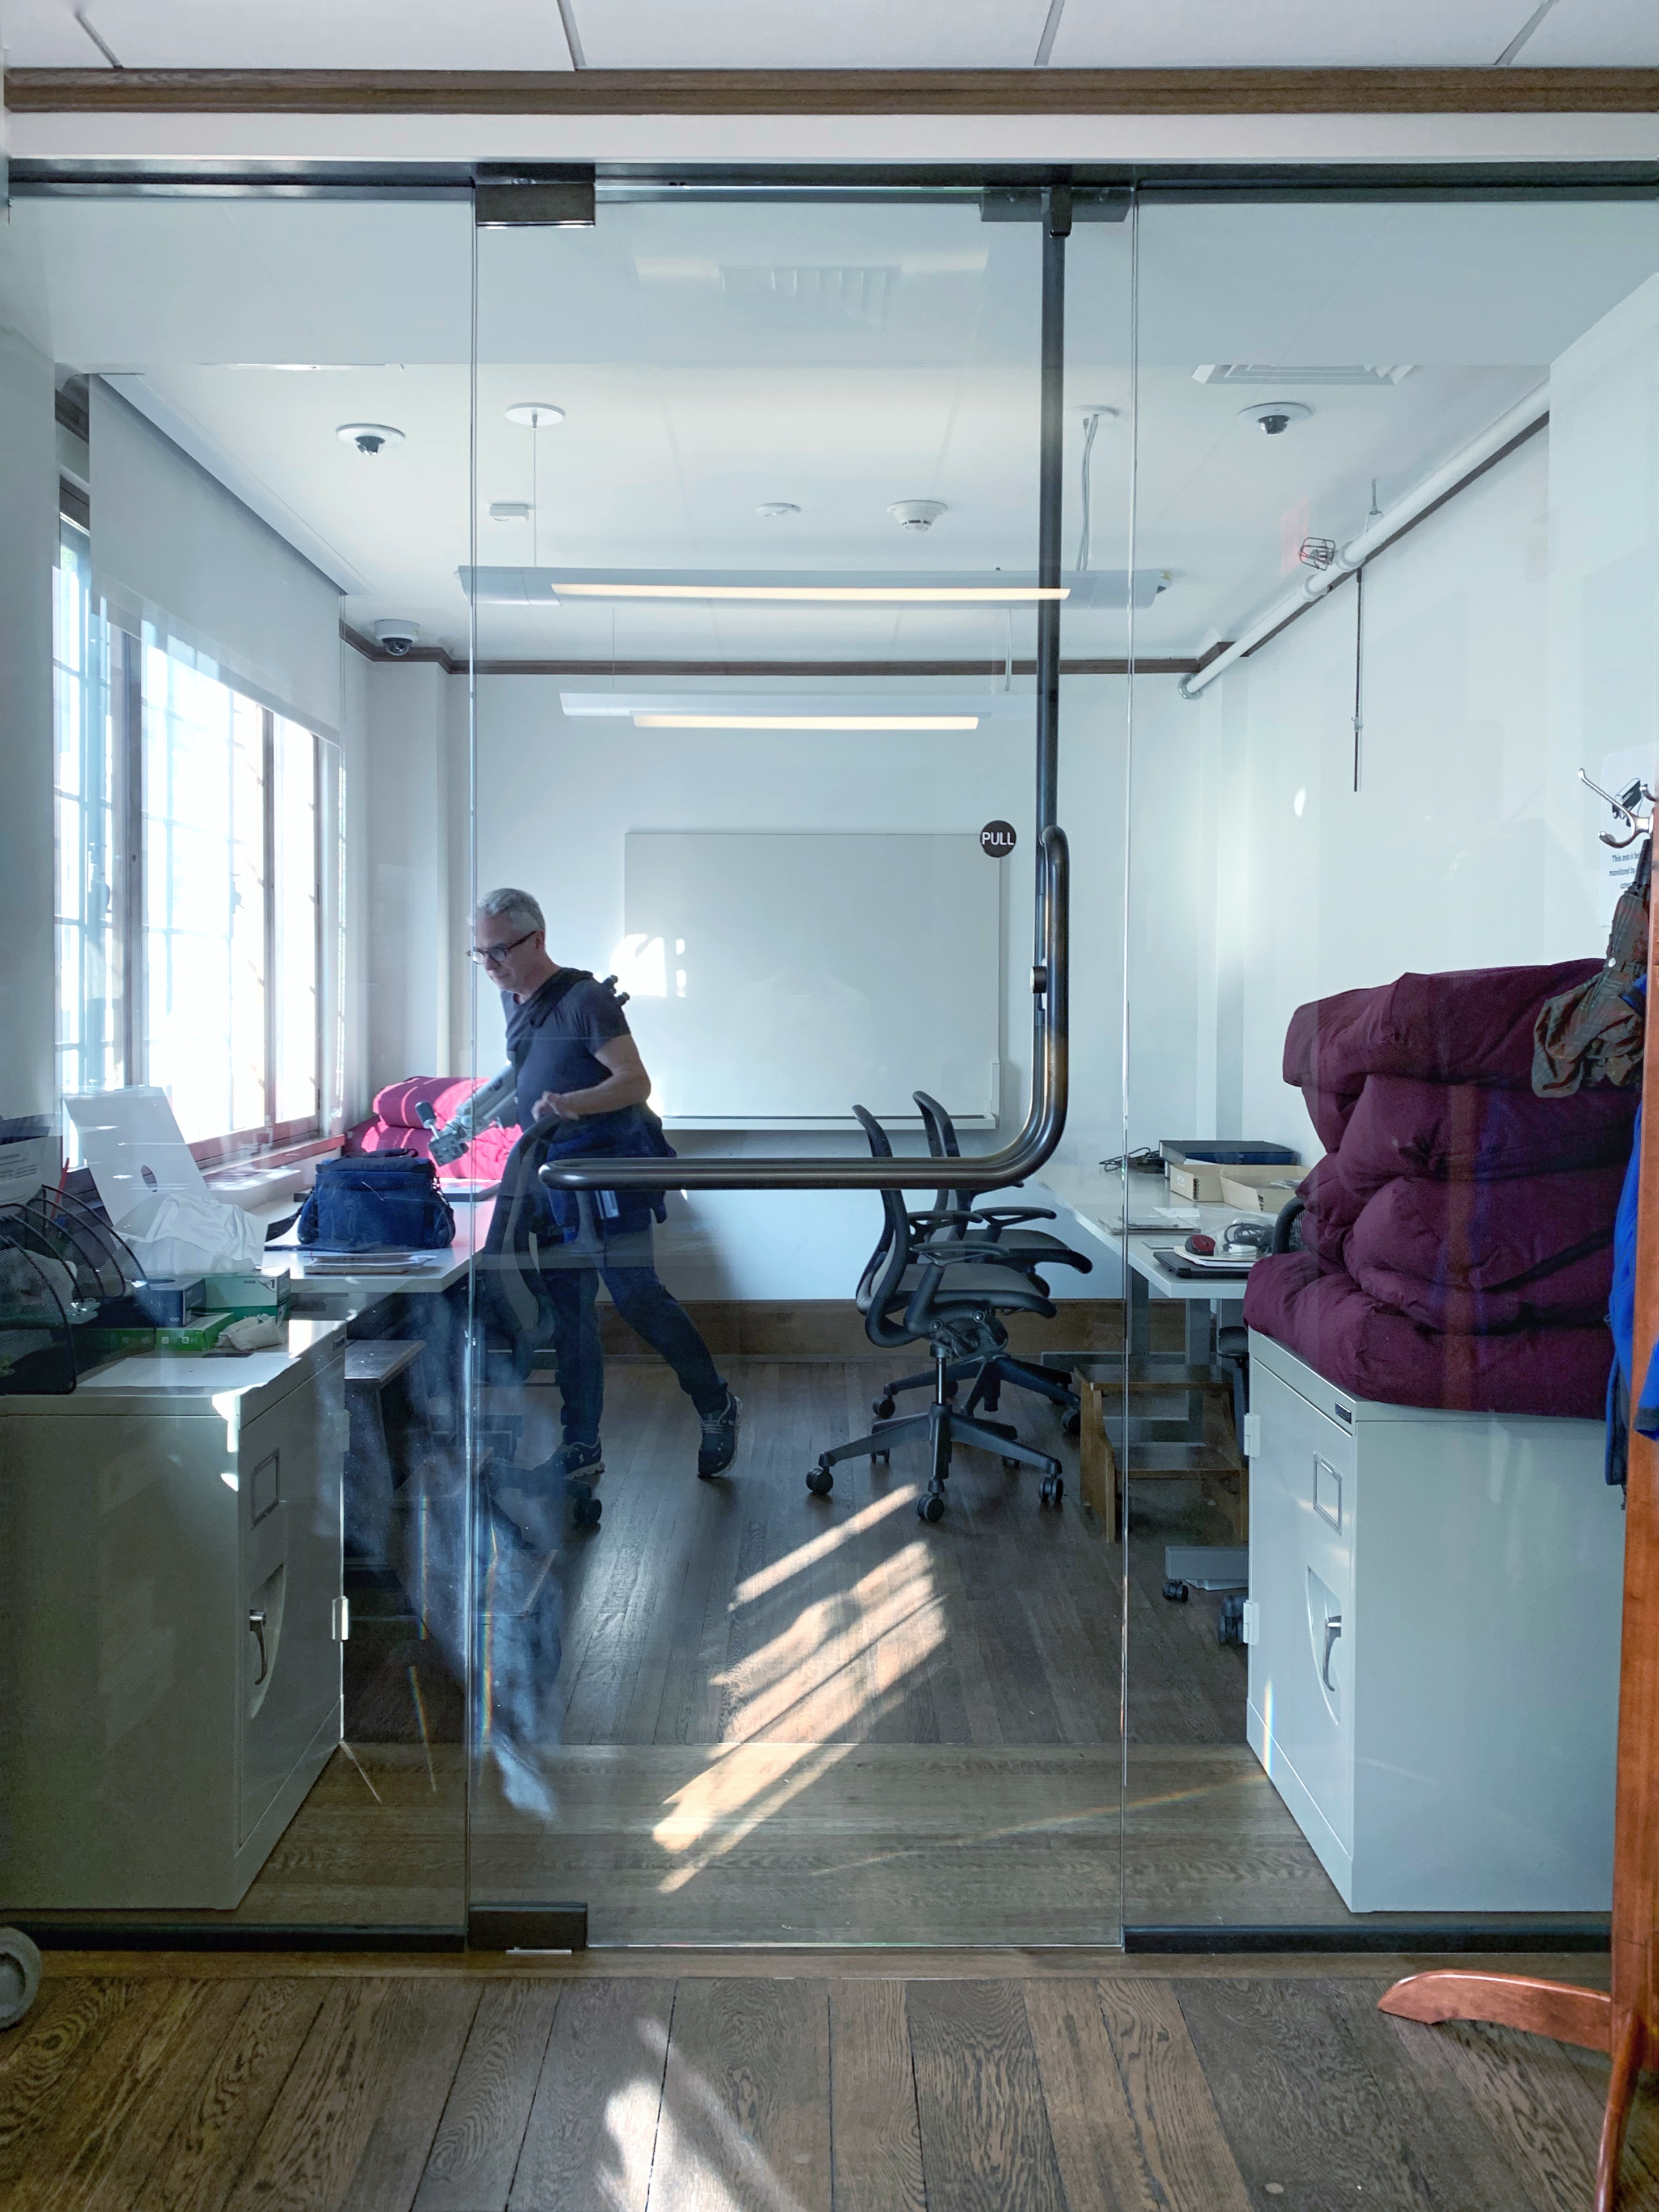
[1194,364,1414,388]
[721,264,897,333]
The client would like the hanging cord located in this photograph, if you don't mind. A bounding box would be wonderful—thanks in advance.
[1074,409,1104,574]
[531,420,539,568]
[1352,563,1365,794]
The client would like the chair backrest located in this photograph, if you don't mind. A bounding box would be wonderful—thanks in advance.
[914,1090,972,1229]
[851,1104,918,1343]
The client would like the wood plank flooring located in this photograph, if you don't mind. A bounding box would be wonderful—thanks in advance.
[7,1964,1659,2211]
[16,1356,1605,1946]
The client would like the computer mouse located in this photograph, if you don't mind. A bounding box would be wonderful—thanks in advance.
[1183,1233,1216,1255]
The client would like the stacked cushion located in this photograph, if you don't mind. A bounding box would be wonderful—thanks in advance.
[1245,966,1635,1415]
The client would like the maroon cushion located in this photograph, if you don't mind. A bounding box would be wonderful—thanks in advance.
[1242,1249,1611,1416]
[1333,1074,1636,1197]
[1283,961,1603,1134]
[1343,1165,1622,1292]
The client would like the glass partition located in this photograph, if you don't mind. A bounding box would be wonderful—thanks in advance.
[1120,193,1659,1942]
[465,183,1133,1945]
[0,188,475,1940]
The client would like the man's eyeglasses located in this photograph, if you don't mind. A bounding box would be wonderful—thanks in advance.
[469,929,536,968]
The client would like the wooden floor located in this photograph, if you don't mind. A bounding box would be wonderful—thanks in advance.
[16,1356,1603,1945]
[7,1954,1659,2211]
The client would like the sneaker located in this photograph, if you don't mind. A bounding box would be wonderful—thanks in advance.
[697,1390,741,1479]
[494,1440,604,1549]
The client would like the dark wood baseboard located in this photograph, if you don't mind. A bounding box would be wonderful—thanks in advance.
[597,1298,1133,1359]
[9,68,1659,116]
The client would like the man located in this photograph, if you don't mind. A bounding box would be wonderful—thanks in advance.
[471,885,740,1495]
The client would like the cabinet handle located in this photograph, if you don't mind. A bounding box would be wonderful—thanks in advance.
[1321,1613,1342,1692]
[249,1607,269,1685]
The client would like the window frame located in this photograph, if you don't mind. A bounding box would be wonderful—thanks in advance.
[52,519,337,1165]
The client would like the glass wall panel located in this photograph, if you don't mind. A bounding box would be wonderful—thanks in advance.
[0,189,473,1940]
[1122,195,1659,1940]
[468,185,1131,1945]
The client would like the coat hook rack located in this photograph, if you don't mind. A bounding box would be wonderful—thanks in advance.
[1581,769,1656,851]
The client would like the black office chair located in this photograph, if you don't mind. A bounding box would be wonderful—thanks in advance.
[861,1097,1090,1436]
[807,1153,1065,1523]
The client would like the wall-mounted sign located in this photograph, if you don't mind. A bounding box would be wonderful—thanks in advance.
[980,819,1017,859]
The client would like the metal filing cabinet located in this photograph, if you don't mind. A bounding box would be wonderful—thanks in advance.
[1245,1330,1624,1912]
[0,1320,347,1910]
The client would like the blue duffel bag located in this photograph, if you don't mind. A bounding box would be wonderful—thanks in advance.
[297,1150,456,1250]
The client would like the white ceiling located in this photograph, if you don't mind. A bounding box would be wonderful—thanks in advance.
[3,0,1657,69]
[9,190,1659,661]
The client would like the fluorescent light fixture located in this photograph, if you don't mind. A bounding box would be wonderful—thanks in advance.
[634,714,980,731]
[562,583,1065,603]
[561,691,1033,723]
[461,567,1165,608]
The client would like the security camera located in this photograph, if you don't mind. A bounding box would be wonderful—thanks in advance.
[373,618,421,658]
[1239,401,1312,437]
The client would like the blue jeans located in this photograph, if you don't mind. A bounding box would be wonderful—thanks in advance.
[540,1260,726,1446]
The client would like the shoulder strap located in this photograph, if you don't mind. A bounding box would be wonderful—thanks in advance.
[509,967,594,1063]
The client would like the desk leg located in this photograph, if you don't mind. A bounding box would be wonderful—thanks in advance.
[1077,1378,1120,1536]
[1128,1271,1153,1361]
[1186,1298,1215,1369]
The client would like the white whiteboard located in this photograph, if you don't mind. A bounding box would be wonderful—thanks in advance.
[620,831,1002,1126]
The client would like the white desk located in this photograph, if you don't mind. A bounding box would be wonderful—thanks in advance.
[1034,1165,1258,1367]
[263,1200,494,1311]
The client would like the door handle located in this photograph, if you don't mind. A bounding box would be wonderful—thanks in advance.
[1321,1613,1342,1692]
[249,1607,269,1685]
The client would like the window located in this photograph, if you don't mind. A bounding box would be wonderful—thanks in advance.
[52,535,341,1155]
[52,520,125,1107]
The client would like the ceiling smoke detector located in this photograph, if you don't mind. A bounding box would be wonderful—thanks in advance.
[1240,402,1312,437]
[756,502,801,519]
[888,499,948,533]
[337,422,405,456]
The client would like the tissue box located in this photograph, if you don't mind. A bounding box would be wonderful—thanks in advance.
[133,1278,206,1326]
[199,1271,290,1315]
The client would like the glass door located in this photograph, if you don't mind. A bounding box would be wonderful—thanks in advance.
[0,183,475,1940]
[1120,188,1659,1941]
[465,177,1134,1945]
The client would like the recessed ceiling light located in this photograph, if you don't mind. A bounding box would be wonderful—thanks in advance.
[337,422,405,456]
[505,402,565,428]
[756,502,801,519]
[489,501,532,523]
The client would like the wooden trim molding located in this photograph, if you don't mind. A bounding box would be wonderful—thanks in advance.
[9,68,1659,117]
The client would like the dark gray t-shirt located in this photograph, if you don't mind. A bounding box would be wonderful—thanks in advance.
[502,970,631,1129]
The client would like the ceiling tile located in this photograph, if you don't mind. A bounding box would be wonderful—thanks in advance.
[1049,0,1535,68]
[11,0,574,70]
[1514,0,1659,65]
[572,0,1053,70]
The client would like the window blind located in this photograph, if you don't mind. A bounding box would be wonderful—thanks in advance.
[89,379,342,740]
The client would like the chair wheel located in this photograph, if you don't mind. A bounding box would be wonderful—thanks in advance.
[874,1395,896,1420]
[1162,1578,1189,1603]
[1061,1411,1081,1440]
[1040,1473,1064,1506]
[1002,1456,1020,1471]
[872,1449,890,1466]
[806,1464,834,1496]
[573,1494,602,1529]
[1218,1594,1246,1646]
[917,1492,946,1523]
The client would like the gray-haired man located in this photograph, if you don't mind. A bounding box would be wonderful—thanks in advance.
[449,888,740,1505]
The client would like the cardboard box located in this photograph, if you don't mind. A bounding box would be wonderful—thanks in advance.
[1167,1161,1226,1202]
[1219,1169,1303,1214]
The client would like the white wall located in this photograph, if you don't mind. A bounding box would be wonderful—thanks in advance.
[364,659,459,1100]
[1173,427,1610,1168]
[0,327,60,1124]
